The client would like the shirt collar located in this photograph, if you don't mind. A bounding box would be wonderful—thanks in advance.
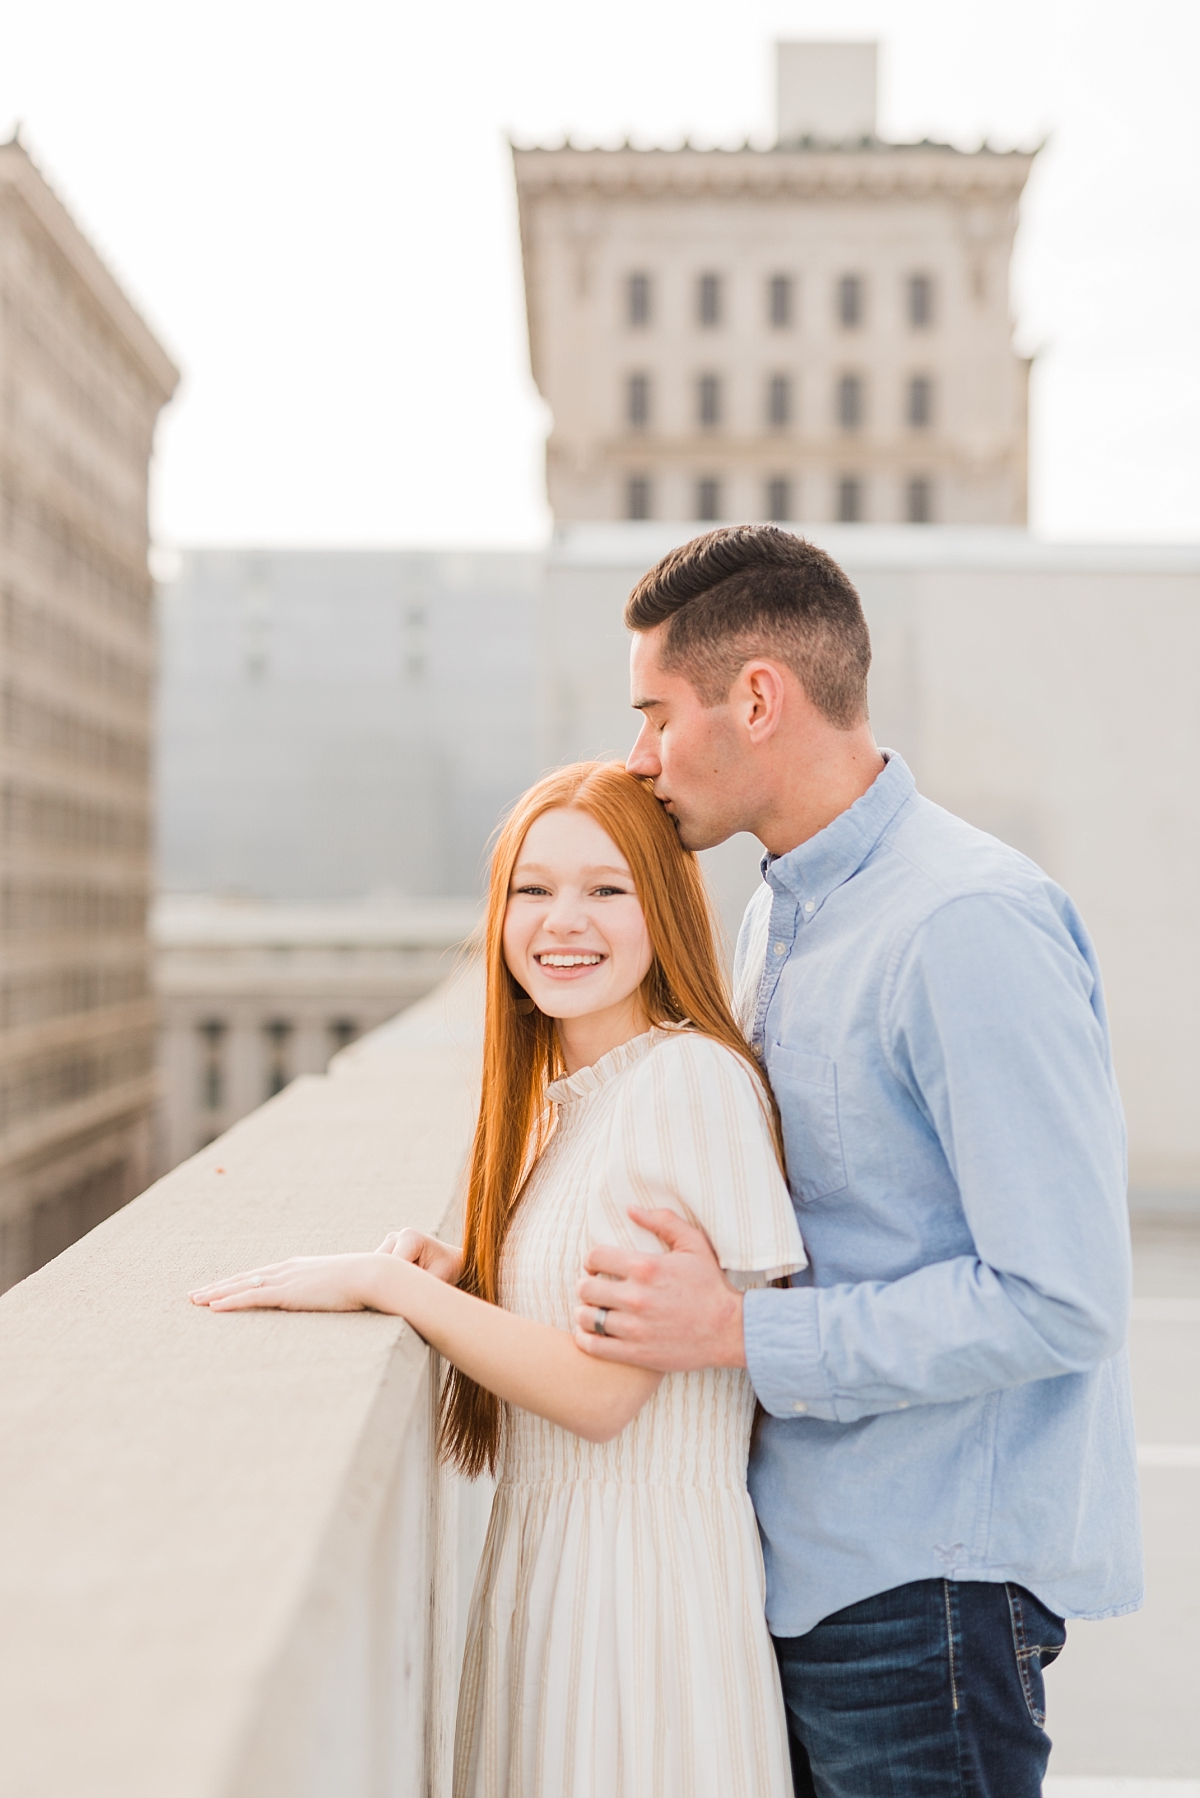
[763,750,915,912]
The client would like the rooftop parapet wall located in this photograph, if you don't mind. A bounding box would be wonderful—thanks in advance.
[0,971,485,1798]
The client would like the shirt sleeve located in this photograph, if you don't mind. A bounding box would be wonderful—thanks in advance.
[590,1032,807,1290]
[743,891,1131,1420]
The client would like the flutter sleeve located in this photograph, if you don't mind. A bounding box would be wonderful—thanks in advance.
[590,1031,807,1290]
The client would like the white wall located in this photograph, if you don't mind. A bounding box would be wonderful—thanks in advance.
[542,523,1200,1198]
[156,550,542,902]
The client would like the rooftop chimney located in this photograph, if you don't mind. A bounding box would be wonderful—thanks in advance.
[775,41,877,144]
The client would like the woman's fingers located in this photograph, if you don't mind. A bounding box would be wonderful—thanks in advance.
[376,1228,423,1259]
[374,1230,463,1283]
[190,1253,374,1313]
[206,1283,283,1310]
[190,1262,288,1303]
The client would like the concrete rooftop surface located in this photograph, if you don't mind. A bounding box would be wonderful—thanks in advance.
[1045,1215,1200,1786]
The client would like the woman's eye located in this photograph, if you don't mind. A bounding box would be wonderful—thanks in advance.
[594,886,628,898]
[513,884,551,897]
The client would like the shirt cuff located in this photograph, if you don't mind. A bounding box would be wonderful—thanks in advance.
[743,1286,838,1420]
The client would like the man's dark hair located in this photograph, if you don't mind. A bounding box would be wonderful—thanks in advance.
[624,525,871,728]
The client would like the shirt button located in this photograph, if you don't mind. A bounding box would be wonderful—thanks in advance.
[793,1401,808,1414]
[804,900,815,914]
[773,941,787,956]
[896,1401,909,1410]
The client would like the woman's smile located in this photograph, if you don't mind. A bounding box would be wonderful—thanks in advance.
[534,950,607,974]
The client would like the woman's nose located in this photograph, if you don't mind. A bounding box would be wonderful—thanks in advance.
[543,891,587,933]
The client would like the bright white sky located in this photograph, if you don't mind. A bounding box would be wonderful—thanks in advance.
[1,0,1197,547]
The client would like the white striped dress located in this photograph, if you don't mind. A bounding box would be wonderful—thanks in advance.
[453,1026,806,1798]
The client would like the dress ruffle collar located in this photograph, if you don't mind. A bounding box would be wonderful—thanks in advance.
[546,1026,676,1106]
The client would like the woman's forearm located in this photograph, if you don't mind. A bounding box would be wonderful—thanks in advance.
[360,1256,660,1444]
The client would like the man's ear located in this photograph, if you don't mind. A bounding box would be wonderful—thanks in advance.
[735,661,789,743]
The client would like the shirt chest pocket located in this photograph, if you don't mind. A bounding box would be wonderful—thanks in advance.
[766,1045,849,1204]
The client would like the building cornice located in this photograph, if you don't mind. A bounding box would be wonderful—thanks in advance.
[512,140,1038,207]
[0,139,180,403]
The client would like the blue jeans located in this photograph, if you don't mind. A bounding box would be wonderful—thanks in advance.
[774,1579,1067,1797]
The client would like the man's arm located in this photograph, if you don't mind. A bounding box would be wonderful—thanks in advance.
[576,891,1132,1420]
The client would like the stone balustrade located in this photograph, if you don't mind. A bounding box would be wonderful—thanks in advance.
[0,972,489,1798]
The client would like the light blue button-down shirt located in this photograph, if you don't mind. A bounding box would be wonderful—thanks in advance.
[739,753,1142,1637]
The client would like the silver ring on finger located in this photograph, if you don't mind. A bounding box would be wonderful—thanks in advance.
[594,1307,609,1337]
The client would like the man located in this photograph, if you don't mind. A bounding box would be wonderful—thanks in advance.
[574,525,1141,1796]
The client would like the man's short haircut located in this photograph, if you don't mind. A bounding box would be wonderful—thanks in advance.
[624,524,871,728]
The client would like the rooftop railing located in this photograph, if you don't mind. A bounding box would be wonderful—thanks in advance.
[0,973,488,1798]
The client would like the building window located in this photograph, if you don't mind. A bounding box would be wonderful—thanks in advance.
[837,274,864,328]
[907,375,933,429]
[696,478,722,521]
[697,374,722,428]
[329,1018,359,1056]
[198,1019,226,1112]
[906,476,933,523]
[769,274,792,327]
[626,372,650,429]
[837,373,864,430]
[766,478,792,521]
[263,1019,293,1099]
[697,272,722,327]
[626,475,652,520]
[837,476,864,523]
[628,271,651,327]
[908,273,934,328]
[767,375,791,429]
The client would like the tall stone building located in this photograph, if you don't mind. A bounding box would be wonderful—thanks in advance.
[514,43,1036,526]
[0,138,178,1288]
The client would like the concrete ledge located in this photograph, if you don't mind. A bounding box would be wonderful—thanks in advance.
[0,975,482,1797]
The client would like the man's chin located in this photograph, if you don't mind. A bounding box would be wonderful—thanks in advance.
[673,816,733,854]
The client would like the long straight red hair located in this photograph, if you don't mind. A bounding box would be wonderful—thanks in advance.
[440,761,779,1477]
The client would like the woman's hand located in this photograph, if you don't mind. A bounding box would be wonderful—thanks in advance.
[190,1252,387,1313]
[376,1228,464,1285]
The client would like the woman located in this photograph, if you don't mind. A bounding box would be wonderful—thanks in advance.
[192,762,805,1798]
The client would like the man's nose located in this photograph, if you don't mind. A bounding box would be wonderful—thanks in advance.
[626,718,660,778]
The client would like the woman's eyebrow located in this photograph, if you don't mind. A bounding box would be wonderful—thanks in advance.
[510,863,634,879]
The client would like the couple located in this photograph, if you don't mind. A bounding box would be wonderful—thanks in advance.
[192,527,1142,1797]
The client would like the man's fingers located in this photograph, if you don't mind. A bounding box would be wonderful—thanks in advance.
[577,1272,639,1313]
[582,1241,638,1279]
[573,1325,624,1358]
[577,1302,624,1339]
[572,1325,664,1368]
[626,1207,713,1255]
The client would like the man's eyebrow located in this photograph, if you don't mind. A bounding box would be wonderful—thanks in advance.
[631,695,664,712]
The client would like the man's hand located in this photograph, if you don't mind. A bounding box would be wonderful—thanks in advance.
[573,1208,746,1371]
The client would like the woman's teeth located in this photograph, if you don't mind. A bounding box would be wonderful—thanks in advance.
[537,953,603,967]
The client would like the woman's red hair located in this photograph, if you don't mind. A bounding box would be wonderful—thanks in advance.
[440,761,779,1477]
